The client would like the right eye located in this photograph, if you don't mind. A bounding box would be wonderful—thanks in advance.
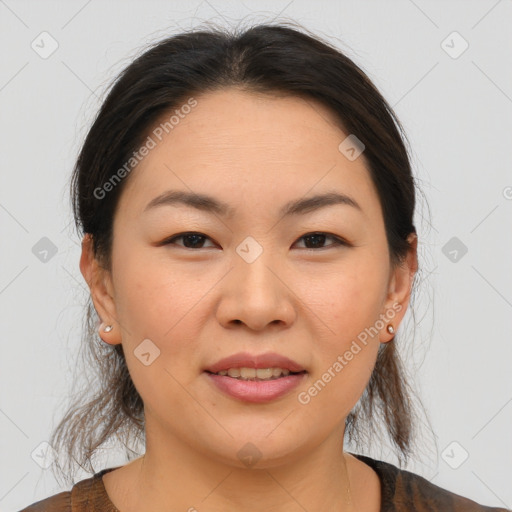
[161,232,217,249]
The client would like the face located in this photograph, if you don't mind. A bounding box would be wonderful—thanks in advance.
[81,88,417,469]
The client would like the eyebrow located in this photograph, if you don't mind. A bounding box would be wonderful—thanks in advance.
[143,190,363,218]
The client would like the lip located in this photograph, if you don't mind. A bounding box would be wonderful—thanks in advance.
[205,372,308,403]
[204,351,306,373]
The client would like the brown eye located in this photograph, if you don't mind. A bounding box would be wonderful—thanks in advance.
[163,232,216,249]
[294,232,347,250]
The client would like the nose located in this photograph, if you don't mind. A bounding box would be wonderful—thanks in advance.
[216,251,297,331]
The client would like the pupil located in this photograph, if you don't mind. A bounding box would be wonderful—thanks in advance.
[184,234,204,248]
[305,233,326,248]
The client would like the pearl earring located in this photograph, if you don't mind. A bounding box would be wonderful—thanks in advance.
[104,325,113,333]
[386,324,395,334]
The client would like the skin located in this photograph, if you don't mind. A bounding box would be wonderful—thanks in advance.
[80,88,418,512]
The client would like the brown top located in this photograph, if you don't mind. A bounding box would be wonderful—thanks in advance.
[18,452,510,511]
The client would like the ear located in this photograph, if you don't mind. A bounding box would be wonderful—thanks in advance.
[79,233,122,345]
[379,232,418,343]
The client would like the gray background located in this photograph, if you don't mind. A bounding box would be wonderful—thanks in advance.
[1,0,511,510]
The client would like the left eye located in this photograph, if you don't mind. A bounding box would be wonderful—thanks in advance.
[162,232,347,250]
[294,232,347,250]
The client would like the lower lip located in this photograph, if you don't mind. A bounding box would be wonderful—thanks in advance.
[205,372,308,403]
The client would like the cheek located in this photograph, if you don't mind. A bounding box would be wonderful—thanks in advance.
[304,258,387,396]
[110,252,216,405]
[301,283,381,421]
[313,259,388,339]
[113,260,209,415]
[112,246,206,339]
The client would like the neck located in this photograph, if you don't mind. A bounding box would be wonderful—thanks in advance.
[125,423,356,512]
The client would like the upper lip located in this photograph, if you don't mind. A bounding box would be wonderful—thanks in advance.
[205,352,306,373]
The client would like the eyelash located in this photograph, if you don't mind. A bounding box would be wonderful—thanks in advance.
[161,231,350,251]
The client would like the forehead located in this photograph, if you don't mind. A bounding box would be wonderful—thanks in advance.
[169,88,348,150]
[117,88,380,221]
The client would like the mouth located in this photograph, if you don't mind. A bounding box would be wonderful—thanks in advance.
[203,352,308,402]
[204,368,308,381]
[204,368,308,403]
[204,351,306,375]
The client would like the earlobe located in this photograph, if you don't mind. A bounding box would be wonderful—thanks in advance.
[97,321,119,345]
[380,323,396,344]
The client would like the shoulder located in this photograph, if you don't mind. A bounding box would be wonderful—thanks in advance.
[17,467,120,512]
[351,453,510,512]
[17,490,70,511]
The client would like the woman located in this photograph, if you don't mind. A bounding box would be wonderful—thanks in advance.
[20,22,509,512]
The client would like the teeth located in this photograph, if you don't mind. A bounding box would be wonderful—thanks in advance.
[216,367,293,380]
[256,368,272,379]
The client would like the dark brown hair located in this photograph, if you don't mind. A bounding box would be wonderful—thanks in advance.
[51,20,432,486]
